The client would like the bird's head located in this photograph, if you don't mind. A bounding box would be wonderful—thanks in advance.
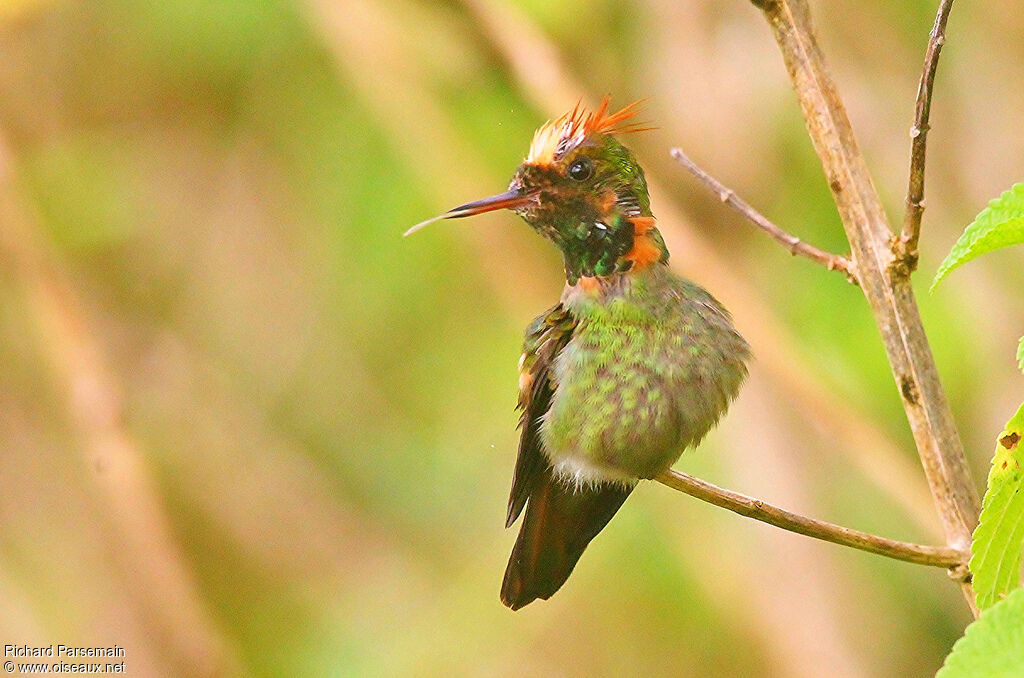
[407,98,668,284]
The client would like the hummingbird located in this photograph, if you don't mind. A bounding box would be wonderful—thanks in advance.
[408,98,749,610]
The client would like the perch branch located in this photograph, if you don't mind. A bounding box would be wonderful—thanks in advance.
[656,469,966,568]
[670,147,858,284]
[898,0,955,268]
[748,0,979,612]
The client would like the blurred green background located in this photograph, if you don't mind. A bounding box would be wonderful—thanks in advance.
[0,0,1022,676]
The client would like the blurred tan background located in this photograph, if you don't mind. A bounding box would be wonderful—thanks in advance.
[0,0,1022,676]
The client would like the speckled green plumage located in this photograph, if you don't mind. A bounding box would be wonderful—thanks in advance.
[536,264,748,485]
[502,261,749,609]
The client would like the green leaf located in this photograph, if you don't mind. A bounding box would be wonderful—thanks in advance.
[937,587,1024,678]
[932,182,1024,291]
[1017,337,1023,375]
[970,402,1024,610]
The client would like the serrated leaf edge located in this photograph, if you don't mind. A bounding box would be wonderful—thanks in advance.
[937,587,1024,677]
[969,478,1024,608]
[987,484,1024,606]
[969,403,1024,609]
[931,182,1024,291]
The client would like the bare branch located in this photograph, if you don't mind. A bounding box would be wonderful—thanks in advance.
[657,469,966,568]
[670,147,858,284]
[749,0,979,613]
[898,0,955,269]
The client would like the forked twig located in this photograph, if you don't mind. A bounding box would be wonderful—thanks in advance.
[748,0,979,614]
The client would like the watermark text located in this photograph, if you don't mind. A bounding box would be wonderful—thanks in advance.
[3,645,126,674]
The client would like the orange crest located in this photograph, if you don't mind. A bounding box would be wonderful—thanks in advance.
[526,96,649,166]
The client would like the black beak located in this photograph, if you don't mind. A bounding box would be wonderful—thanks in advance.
[404,189,538,236]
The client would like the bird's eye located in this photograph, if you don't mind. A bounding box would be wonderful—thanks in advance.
[567,158,593,181]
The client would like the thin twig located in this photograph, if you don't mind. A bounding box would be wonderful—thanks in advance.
[657,469,966,568]
[670,147,858,284]
[750,0,979,613]
[898,0,955,269]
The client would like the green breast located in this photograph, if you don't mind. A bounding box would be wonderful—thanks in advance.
[542,265,749,481]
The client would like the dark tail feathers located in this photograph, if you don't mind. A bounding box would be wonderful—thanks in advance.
[501,464,633,610]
